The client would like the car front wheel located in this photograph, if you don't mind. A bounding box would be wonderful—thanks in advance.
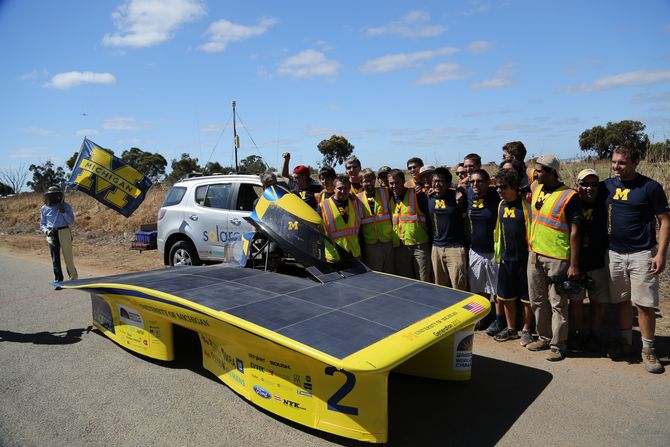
[169,241,201,266]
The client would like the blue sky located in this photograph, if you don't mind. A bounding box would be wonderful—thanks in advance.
[1,0,669,181]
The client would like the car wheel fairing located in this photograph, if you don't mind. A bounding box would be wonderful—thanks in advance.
[169,241,201,266]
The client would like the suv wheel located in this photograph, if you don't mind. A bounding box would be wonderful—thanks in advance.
[169,241,201,266]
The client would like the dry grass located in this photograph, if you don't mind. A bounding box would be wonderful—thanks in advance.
[0,163,668,335]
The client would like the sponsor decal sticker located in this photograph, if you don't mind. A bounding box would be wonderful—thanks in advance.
[118,304,144,328]
[253,385,271,399]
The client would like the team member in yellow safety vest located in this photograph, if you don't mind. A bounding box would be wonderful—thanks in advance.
[388,169,432,281]
[358,169,394,273]
[319,174,363,261]
[344,155,364,195]
[525,154,582,362]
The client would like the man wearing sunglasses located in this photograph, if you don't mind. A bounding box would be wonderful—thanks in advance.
[404,157,424,190]
[568,169,609,352]
[526,154,582,361]
[603,145,669,374]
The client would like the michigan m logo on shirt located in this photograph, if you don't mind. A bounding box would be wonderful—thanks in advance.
[503,207,516,218]
[613,188,630,201]
[434,199,446,209]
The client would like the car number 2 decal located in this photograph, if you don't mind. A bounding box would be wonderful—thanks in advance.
[324,367,358,415]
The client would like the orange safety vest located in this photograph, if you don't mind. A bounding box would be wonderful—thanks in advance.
[391,189,430,246]
[319,196,363,259]
[357,188,393,244]
[528,181,576,260]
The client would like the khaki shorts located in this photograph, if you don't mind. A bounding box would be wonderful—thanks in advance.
[607,249,659,308]
[568,265,609,303]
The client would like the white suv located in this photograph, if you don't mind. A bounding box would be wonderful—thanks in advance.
[157,175,264,266]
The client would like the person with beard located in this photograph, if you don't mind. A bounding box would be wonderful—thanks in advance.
[526,155,582,361]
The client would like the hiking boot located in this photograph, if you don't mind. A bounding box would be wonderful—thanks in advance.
[641,348,664,374]
[546,346,565,361]
[520,330,534,347]
[494,328,519,342]
[608,340,633,360]
[486,319,504,337]
[527,339,550,351]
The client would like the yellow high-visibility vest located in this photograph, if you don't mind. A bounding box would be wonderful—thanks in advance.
[320,196,362,260]
[528,181,576,260]
[391,189,430,247]
[358,188,393,245]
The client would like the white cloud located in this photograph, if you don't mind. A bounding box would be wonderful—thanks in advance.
[276,50,340,79]
[366,11,447,38]
[103,116,142,130]
[415,63,473,85]
[461,1,490,16]
[21,127,53,136]
[471,78,512,89]
[9,147,41,159]
[102,0,206,48]
[564,69,670,92]
[199,17,278,52]
[471,63,514,89]
[75,129,101,137]
[305,125,334,137]
[360,47,459,73]
[43,71,116,89]
[466,40,495,54]
[18,69,46,81]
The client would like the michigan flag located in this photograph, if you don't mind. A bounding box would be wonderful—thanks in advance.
[67,138,152,218]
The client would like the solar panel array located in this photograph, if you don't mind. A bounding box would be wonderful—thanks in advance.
[66,265,472,359]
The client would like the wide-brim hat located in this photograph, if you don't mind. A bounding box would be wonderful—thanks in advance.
[44,186,63,196]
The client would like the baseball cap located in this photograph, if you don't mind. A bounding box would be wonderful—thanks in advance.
[419,165,436,175]
[577,168,599,182]
[293,165,310,177]
[377,166,391,176]
[536,154,560,172]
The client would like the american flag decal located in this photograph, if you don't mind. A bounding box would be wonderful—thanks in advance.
[463,301,486,314]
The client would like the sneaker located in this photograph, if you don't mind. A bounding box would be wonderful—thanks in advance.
[494,328,519,342]
[641,348,664,374]
[527,339,550,351]
[54,286,63,291]
[546,346,564,361]
[486,319,504,337]
[520,330,533,347]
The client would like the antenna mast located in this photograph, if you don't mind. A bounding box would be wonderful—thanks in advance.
[232,100,240,172]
